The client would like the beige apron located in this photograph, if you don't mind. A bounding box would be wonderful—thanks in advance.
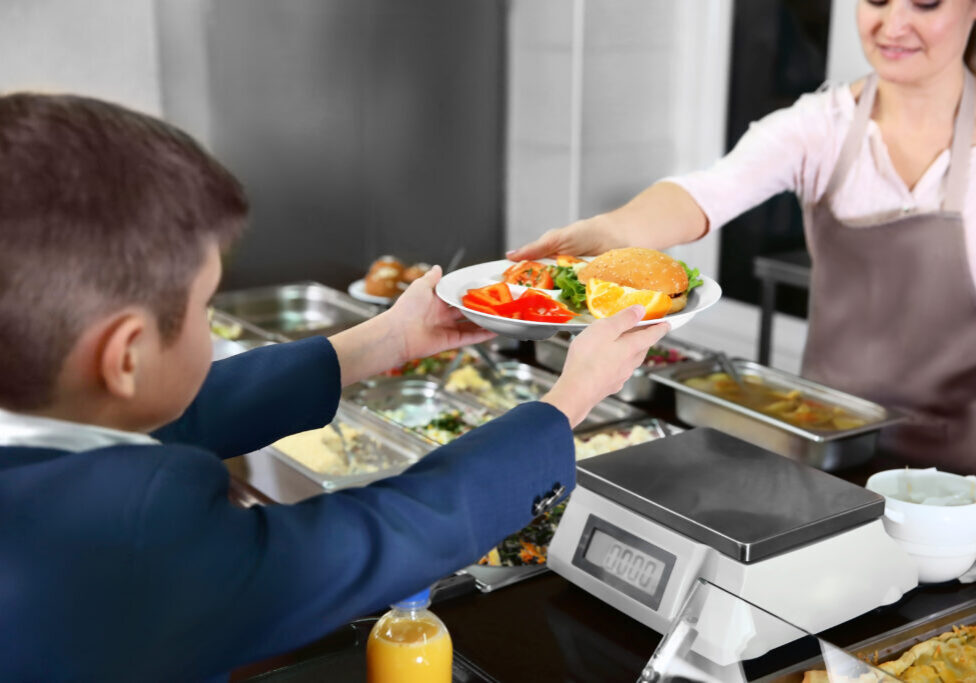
[802,70,976,472]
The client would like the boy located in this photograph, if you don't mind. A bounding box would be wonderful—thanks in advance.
[0,93,667,681]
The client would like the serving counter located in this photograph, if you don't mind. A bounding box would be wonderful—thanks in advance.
[210,284,972,682]
[221,383,976,683]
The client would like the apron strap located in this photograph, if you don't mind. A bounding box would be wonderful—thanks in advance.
[823,74,878,201]
[944,70,975,213]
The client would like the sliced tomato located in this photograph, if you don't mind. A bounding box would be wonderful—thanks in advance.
[465,282,513,307]
[555,254,584,266]
[502,261,554,288]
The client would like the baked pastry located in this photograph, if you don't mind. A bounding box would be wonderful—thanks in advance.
[364,269,401,298]
[802,625,976,682]
[401,262,431,284]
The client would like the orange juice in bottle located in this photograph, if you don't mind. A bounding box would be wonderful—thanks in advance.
[366,587,452,683]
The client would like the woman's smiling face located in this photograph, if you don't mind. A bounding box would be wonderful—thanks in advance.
[858,0,976,84]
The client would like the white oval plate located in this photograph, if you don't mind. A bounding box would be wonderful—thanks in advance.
[435,259,722,340]
[348,279,396,306]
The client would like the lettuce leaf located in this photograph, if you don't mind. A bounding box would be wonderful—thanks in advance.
[680,261,703,290]
[549,265,587,308]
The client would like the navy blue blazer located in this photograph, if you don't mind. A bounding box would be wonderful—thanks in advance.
[0,337,575,681]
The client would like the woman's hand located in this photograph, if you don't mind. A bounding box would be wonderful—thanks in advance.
[385,265,496,362]
[506,182,709,262]
[506,214,620,262]
[542,306,669,427]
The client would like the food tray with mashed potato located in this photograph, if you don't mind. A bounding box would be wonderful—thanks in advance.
[651,358,904,471]
[768,597,976,682]
[267,401,432,491]
[212,281,380,340]
[440,359,644,431]
[534,332,715,402]
[344,377,496,445]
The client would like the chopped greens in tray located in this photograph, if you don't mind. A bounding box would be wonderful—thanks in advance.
[380,407,488,445]
[479,502,566,567]
[385,349,474,378]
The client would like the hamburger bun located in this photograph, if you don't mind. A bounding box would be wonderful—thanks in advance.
[578,247,689,314]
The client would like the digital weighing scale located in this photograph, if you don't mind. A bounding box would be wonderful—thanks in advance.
[548,428,918,662]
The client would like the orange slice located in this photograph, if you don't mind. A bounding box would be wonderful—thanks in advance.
[585,278,671,320]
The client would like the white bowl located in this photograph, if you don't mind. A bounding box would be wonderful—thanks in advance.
[891,538,976,584]
[866,468,976,547]
[434,259,722,340]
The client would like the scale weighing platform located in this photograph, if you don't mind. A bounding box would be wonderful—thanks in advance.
[548,428,918,662]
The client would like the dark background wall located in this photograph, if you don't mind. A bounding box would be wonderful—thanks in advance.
[718,0,832,318]
[204,0,506,290]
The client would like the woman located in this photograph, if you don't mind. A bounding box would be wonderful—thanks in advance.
[510,0,976,471]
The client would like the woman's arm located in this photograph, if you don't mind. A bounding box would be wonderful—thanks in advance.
[516,181,710,261]
[509,91,828,262]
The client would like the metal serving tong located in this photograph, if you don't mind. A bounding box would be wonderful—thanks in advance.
[715,352,748,392]
[329,423,354,470]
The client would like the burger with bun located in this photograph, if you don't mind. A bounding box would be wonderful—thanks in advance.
[577,247,693,315]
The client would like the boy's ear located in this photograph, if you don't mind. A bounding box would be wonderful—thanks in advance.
[98,313,150,400]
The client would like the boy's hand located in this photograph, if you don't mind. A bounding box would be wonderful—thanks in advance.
[386,265,496,364]
[542,307,669,427]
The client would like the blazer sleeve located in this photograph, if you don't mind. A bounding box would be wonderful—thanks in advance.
[150,336,341,459]
[128,401,575,681]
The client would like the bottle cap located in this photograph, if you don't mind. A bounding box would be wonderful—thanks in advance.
[392,587,431,610]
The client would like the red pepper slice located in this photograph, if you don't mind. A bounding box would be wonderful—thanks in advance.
[465,282,513,307]
[492,291,577,322]
[461,294,498,315]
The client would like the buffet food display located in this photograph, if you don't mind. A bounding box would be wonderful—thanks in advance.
[266,403,429,491]
[213,275,962,678]
[682,372,869,431]
[344,378,494,445]
[360,255,430,299]
[212,281,377,340]
[651,357,903,471]
[441,360,643,430]
[803,626,976,681]
[535,332,713,402]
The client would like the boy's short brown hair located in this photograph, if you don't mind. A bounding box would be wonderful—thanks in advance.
[0,94,248,411]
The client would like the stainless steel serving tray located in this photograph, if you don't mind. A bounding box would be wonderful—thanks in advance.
[212,281,380,340]
[266,401,432,491]
[344,377,496,445]
[534,332,715,402]
[441,359,645,431]
[573,416,681,460]
[651,358,904,471]
[762,597,976,682]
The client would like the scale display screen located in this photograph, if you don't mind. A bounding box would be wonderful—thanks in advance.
[571,514,675,611]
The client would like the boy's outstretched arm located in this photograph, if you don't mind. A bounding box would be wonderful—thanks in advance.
[153,267,495,457]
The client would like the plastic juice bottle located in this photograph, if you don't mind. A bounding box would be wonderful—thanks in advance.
[366,587,452,683]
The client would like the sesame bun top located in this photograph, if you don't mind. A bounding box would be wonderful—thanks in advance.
[578,247,688,296]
